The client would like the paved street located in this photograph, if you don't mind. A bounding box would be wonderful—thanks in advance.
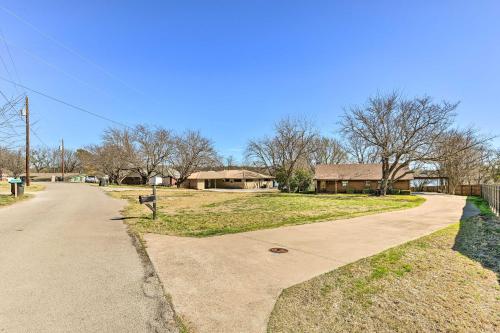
[0,183,176,333]
[145,194,474,333]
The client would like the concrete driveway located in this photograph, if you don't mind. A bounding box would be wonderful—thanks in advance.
[144,194,471,333]
[0,183,177,333]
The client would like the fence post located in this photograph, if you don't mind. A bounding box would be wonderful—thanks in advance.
[494,185,497,216]
[481,184,500,217]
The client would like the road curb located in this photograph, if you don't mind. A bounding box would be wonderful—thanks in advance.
[126,227,186,333]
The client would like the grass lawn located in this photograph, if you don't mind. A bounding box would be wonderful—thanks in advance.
[108,188,424,237]
[467,195,496,217]
[268,198,500,333]
[0,182,45,207]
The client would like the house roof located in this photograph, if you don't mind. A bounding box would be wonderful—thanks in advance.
[188,169,274,180]
[314,164,414,181]
[123,168,180,179]
[20,172,80,178]
[412,169,447,179]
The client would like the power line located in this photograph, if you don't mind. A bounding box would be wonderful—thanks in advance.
[0,35,121,101]
[0,91,23,137]
[0,4,147,98]
[30,126,50,148]
[0,76,132,128]
[0,90,24,107]
[0,145,24,151]
[0,53,13,84]
[0,89,14,104]
[0,27,23,93]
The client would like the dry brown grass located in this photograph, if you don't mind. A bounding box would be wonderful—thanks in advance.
[268,220,500,333]
[107,188,424,237]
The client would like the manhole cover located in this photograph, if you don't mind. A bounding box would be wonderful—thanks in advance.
[269,247,288,254]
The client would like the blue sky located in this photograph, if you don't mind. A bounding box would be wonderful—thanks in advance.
[0,0,499,160]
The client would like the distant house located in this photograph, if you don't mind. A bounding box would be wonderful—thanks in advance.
[20,172,80,182]
[0,169,11,181]
[182,169,274,190]
[314,164,413,193]
[121,170,178,186]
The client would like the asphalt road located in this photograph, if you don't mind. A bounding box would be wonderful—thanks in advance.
[0,183,176,333]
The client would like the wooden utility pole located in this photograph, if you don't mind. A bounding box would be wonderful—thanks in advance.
[61,138,65,182]
[25,96,30,186]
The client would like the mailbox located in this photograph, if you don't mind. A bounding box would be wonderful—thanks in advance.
[7,178,22,184]
[148,176,163,186]
[139,195,156,204]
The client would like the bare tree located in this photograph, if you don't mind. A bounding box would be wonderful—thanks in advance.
[0,148,25,177]
[92,127,137,184]
[341,93,457,195]
[87,143,130,185]
[47,147,61,173]
[246,117,318,192]
[345,135,380,163]
[75,149,96,174]
[63,149,80,173]
[170,130,219,187]
[31,147,51,172]
[225,155,237,168]
[0,126,24,177]
[0,146,10,177]
[310,137,347,165]
[0,94,24,149]
[246,137,279,176]
[131,125,174,184]
[482,148,500,183]
[435,128,491,194]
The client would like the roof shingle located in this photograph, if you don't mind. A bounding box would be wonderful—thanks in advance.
[188,169,274,180]
[314,164,413,180]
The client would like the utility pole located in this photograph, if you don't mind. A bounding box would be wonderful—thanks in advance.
[25,96,30,186]
[61,138,65,182]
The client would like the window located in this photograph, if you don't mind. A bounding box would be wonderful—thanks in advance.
[342,180,348,187]
[365,181,371,187]
[224,179,230,182]
[246,179,253,182]
[234,179,242,182]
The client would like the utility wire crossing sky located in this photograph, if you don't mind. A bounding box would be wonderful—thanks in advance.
[0,1,498,160]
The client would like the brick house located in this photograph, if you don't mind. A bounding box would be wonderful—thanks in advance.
[121,169,178,186]
[314,163,413,193]
[182,169,274,190]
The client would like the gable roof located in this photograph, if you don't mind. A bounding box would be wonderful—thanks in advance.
[314,164,413,181]
[188,169,274,180]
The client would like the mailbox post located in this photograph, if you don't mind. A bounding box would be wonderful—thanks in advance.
[152,183,157,220]
[138,176,162,220]
[8,178,22,198]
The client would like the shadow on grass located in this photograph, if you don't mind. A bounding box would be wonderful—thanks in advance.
[453,197,499,283]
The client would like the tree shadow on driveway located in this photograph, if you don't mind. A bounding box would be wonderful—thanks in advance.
[110,216,140,221]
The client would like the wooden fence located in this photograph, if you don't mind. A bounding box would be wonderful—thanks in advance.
[412,185,481,196]
[481,184,500,216]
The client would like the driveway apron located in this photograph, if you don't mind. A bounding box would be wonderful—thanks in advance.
[144,194,468,333]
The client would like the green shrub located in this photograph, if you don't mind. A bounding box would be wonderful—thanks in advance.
[346,188,355,194]
[276,168,313,193]
[400,190,411,195]
[290,169,314,193]
[390,189,401,195]
[362,188,374,194]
